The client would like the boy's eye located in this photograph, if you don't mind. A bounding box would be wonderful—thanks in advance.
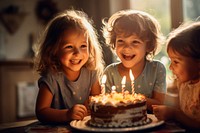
[117,39,123,42]
[116,39,124,45]
[133,40,139,44]
[132,40,141,45]
[116,39,123,43]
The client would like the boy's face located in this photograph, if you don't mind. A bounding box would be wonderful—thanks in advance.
[115,34,147,68]
[168,48,199,83]
[59,29,89,73]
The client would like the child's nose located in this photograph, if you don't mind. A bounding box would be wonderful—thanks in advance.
[123,44,132,50]
[73,48,80,55]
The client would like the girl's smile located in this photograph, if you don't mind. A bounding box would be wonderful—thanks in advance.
[168,48,199,83]
[70,58,82,65]
[60,29,89,73]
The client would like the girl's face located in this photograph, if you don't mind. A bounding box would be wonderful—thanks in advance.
[168,48,199,83]
[115,34,147,68]
[59,29,89,72]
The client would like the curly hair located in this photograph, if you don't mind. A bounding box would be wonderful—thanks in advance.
[34,10,105,77]
[102,9,164,61]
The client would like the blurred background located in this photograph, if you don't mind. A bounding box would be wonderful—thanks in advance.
[0,0,199,123]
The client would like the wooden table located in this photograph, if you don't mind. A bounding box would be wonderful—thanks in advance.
[0,117,198,133]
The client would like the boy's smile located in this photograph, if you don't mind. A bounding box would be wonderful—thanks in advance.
[122,54,136,61]
[115,34,147,69]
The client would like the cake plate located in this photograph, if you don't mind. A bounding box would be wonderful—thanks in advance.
[70,114,164,132]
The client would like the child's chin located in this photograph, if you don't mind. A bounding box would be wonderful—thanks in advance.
[122,63,133,68]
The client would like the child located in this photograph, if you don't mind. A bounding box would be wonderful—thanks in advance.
[34,9,105,123]
[153,21,200,128]
[102,9,166,112]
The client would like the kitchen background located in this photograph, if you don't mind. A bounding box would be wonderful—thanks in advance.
[0,0,199,123]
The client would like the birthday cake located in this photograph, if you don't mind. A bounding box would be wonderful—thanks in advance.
[88,92,150,128]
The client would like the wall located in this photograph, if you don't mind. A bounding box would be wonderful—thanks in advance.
[0,0,76,60]
[0,0,128,64]
[0,0,39,59]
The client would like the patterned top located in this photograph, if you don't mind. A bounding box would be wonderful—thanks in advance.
[103,60,166,98]
[178,80,200,122]
[38,67,97,109]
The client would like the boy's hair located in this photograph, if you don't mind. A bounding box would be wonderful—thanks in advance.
[102,9,164,60]
[34,10,104,77]
[166,21,200,60]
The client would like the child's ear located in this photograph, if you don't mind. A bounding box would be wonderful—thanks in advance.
[145,41,154,53]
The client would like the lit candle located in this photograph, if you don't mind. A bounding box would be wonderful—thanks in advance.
[101,75,107,95]
[129,69,135,95]
[121,76,126,98]
[111,86,116,98]
[111,86,116,93]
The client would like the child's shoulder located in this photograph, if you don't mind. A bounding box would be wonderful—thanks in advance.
[105,62,120,69]
[104,62,120,73]
[39,71,64,82]
[145,60,166,73]
[147,60,165,68]
[82,67,97,76]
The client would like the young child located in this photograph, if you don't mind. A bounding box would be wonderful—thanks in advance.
[34,9,105,123]
[153,21,200,128]
[102,9,166,112]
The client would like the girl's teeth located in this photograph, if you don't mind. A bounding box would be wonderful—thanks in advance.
[71,60,80,64]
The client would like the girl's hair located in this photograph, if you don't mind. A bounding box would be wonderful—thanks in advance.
[102,9,164,61]
[34,10,105,77]
[166,21,200,60]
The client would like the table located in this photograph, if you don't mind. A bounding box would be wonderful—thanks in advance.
[0,117,198,133]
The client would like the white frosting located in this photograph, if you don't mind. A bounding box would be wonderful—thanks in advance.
[112,106,146,119]
[90,93,146,112]
[90,116,150,127]
[89,92,148,128]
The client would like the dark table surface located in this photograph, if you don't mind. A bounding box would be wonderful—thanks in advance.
[0,116,199,133]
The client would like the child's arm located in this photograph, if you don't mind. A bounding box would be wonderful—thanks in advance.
[174,109,200,129]
[84,80,101,115]
[90,80,101,95]
[153,105,200,129]
[146,62,166,112]
[146,91,165,111]
[35,83,87,123]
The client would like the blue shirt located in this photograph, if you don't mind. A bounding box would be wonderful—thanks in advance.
[38,67,97,109]
[104,60,166,98]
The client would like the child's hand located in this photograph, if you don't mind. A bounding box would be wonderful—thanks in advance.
[87,108,91,116]
[83,99,91,116]
[152,105,175,121]
[68,104,88,121]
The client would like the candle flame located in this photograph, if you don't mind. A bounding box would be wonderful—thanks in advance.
[121,76,126,84]
[101,75,107,84]
[111,86,116,91]
[129,69,134,81]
